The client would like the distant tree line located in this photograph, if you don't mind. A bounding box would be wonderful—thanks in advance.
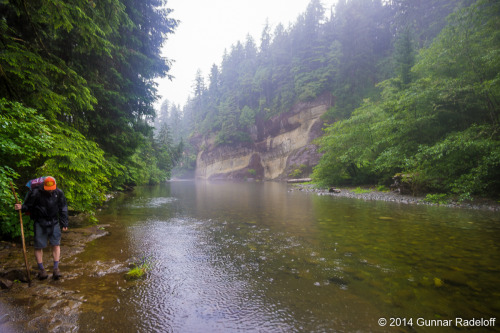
[0,0,178,239]
[168,0,499,199]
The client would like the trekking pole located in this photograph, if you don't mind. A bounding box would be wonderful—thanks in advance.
[9,181,32,286]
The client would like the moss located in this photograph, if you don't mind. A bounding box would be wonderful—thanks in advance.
[125,267,145,280]
[125,256,153,280]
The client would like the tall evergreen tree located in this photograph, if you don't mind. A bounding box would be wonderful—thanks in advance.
[1,0,178,239]
[84,0,178,158]
[394,27,416,87]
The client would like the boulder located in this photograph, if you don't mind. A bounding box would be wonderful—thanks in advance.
[0,278,13,290]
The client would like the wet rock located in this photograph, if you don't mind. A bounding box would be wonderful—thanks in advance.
[328,275,348,287]
[88,260,128,277]
[1,269,31,284]
[0,278,13,289]
[0,313,10,324]
[441,271,469,288]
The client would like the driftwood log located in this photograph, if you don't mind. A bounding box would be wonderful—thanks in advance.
[287,178,312,183]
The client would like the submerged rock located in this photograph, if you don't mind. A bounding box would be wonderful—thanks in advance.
[0,278,13,290]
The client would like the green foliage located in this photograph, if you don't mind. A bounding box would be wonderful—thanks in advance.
[123,140,170,186]
[0,0,178,239]
[239,106,256,128]
[352,187,372,194]
[0,99,53,238]
[313,100,386,186]
[394,27,416,87]
[0,1,98,120]
[376,185,390,192]
[289,169,302,179]
[215,130,251,146]
[289,164,308,178]
[314,0,500,199]
[0,99,53,168]
[325,0,392,121]
[38,125,119,213]
[125,256,153,280]
[178,0,459,161]
[179,0,392,140]
[171,141,197,179]
[424,194,450,205]
[126,266,146,280]
[409,126,500,197]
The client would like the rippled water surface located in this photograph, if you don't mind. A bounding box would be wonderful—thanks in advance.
[71,181,500,332]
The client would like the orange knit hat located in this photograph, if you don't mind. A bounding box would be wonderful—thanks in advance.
[44,176,57,191]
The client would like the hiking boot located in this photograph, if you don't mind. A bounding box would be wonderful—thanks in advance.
[52,268,62,280]
[38,269,48,280]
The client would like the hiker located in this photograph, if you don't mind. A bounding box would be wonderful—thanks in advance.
[14,176,68,280]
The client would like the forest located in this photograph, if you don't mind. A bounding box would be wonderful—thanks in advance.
[0,0,180,239]
[1,0,499,240]
[160,0,499,201]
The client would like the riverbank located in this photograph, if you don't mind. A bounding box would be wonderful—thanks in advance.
[0,223,125,332]
[289,184,500,211]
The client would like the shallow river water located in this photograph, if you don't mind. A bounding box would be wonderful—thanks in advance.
[69,181,499,332]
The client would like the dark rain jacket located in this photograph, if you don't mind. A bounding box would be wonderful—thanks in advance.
[22,188,69,228]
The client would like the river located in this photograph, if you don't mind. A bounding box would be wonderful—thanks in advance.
[67,181,499,332]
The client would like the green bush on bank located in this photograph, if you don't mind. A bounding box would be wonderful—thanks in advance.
[0,101,172,240]
[313,0,500,199]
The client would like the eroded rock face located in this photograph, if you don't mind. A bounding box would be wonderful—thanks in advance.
[195,93,332,180]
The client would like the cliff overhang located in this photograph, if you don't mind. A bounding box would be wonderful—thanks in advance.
[194,93,333,181]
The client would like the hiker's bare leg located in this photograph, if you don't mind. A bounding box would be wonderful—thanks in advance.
[35,248,43,264]
[52,245,60,262]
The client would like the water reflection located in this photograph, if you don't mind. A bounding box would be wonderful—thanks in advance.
[75,181,500,332]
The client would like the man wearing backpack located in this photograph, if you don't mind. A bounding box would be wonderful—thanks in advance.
[14,176,68,280]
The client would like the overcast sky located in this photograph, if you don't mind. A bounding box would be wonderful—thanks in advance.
[155,0,337,110]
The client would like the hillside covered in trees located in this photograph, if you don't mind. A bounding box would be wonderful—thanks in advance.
[160,0,499,200]
[0,0,179,239]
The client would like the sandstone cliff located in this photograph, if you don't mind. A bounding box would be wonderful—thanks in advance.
[194,93,333,180]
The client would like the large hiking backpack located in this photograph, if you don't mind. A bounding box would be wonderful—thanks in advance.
[23,176,54,215]
[26,176,47,191]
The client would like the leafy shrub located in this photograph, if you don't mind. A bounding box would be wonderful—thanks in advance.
[424,194,450,205]
[38,125,119,214]
[409,125,500,198]
[289,164,308,179]
[0,100,53,239]
[376,185,390,192]
[352,187,372,194]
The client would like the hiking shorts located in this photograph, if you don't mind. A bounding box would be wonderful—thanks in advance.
[34,222,61,249]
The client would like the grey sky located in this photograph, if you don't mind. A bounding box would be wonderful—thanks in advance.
[155,0,337,110]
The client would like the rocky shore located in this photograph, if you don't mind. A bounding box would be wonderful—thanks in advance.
[0,223,127,333]
[289,184,500,211]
